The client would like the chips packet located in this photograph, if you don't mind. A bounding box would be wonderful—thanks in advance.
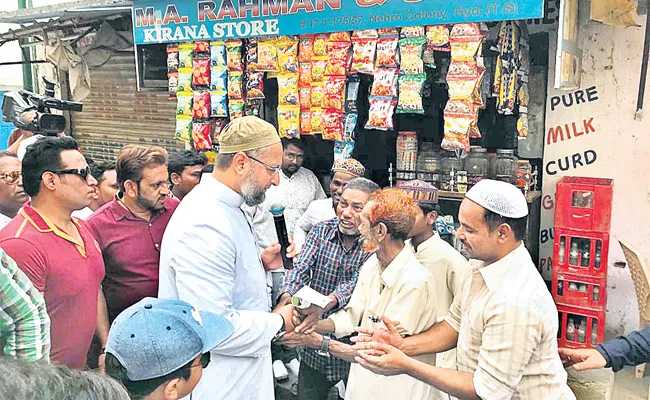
[174,115,193,143]
[229,99,245,119]
[227,71,244,100]
[365,96,397,131]
[345,75,360,113]
[397,73,426,114]
[192,122,213,150]
[350,38,377,75]
[399,37,426,75]
[245,99,263,117]
[193,91,211,119]
[322,109,343,141]
[376,37,399,69]
[277,36,299,73]
[177,68,193,93]
[210,92,228,117]
[225,39,243,71]
[334,140,355,161]
[210,67,227,92]
[210,41,227,67]
[298,35,314,62]
[245,38,259,71]
[278,73,299,106]
[277,105,300,138]
[194,41,210,54]
[176,92,193,117]
[245,71,265,100]
[342,112,358,142]
[179,43,194,69]
[370,68,399,97]
[193,58,210,87]
[257,38,278,71]
[167,44,179,72]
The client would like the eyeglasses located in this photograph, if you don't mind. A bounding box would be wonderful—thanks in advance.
[0,171,22,184]
[190,352,211,369]
[47,166,92,182]
[284,152,304,161]
[247,154,281,174]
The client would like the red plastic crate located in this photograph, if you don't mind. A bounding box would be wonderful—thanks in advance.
[553,228,609,278]
[555,177,613,232]
[557,304,605,349]
[552,270,606,310]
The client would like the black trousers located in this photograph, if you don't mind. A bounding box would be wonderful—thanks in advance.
[297,362,340,400]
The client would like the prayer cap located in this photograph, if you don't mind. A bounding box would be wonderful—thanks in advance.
[219,116,281,154]
[398,180,438,204]
[332,158,365,177]
[465,179,528,218]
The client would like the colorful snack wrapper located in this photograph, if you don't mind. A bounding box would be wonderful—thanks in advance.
[397,73,426,114]
[257,38,278,71]
[323,75,346,111]
[342,113,358,142]
[399,37,426,75]
[168,72,178,99]
[311,57,327,82]
[277,105,300,138]
[345,75,360,113]
[193,122,213,150]
[442,112,472,151]
[176,92,193,117]
[167,44,179,72]
[300,111,312,135]
[194,41,210,54]
[299,86,313,110]
[370,68,399,97]
[228,71,244,100]
[210,92,228,117]
[245,38,259,71]
[229,99,244,119]
[179,43,194,69]
[212,118,228,144]
[299,62,312,86]
[377,28,399,36]
[350,38,377,75]
[426,25,451,51]
[193,91,211,119]
[278,73,299,106]
[334,140,355,161]
[310,83,324,108]
[210,41,227,67]
[325,41,351,76]
[299,35,314,62]
[174,115,192,142]
[177,68,193,93]
[329,31,351,42]
[323,110,343,141]
[193,58,210,87]
[245,71,265,100]
[313,34,329,57]
[210,67,228,92]
[352,29,378,39]
[226,40,243,71]
[245,99,263,117]
[400,26,425,38]
[310,108,324,134]
[365,96,397,131]
[447,73,482,100]
[277,37,299,73]
[376,37,399,69]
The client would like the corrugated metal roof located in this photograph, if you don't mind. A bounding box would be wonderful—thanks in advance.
[0,0,131,25]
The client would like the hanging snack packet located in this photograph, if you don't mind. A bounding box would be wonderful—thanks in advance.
[168,72,178,99]
[329,31,351,42]
[450,23,483,60]
[299,62,312,86]
[210,92,228,117]
[212,118,228,144]
[192,122,213,150]
[299,86,313,109]
[334,141,355,161]
[193,91,211,119]
[311,57,327,82]
[179,43,194,69]
[345,75,360,113]
[277,37,299,73]
[176,92,193,117]
[352,29,378,39]
[277,105,300,138]
[194,41,210,54]
[400,26,425,38]
[227,72,244,100]
[167,44,179,72]
[257,38,278,71]
[370,68,399,97]
[377,28,399,36]
[225,40,243,71]
[193,58,210,87]
[310,82,325,108]
[210,41,227,67]
[376,37,399,69]
[177,68,193,92]
[365,96,397,131]
[229,99,245,119]
[447,73,481,100]
[350,38,377,75]
[278,73,299,106]
[324,75,346,111]
[245,38,259,71]
[342,113,358,142]
[399,37,426,75]
[310,108,324,134]
[426,25,451,51]
[313,34,329,57]
[323,110,343,141]
[174,115,193,142]
[397,73,426,114]
[300,111,312,135]
[245,72,265,100]
[442,112,472,152]
[210,67,228,92]
[299,35,314,62]
[245,99,263,117]
[325,41,351,76]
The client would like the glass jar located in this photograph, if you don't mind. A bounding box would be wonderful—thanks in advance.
[440,151,464,191]
[416,143,441,186]
[465,146,489,186]
[492,149,518,183]
[514,160,531,190]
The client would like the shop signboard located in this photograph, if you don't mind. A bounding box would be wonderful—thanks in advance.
[132,0,544,45]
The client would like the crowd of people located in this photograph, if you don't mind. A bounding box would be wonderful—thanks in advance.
[0,116,647,400]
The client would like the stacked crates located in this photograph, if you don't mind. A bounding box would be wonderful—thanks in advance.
[552,177,613,349]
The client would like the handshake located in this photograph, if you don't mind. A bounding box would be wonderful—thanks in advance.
[270,290,334,349]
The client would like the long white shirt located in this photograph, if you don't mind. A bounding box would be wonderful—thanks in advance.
[158,175,283,400]
[293,197,336,253]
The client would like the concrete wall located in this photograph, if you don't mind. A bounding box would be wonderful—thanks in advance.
[540,4,649,338]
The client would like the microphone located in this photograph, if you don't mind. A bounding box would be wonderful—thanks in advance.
[269,204,292,269]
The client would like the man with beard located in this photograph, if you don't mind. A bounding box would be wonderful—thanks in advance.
[87,146,179,324]
[158,117,297,400]
[285,188,443,400]
[0,151,29,227]
[275,177,378,400]
[293,158,365,253]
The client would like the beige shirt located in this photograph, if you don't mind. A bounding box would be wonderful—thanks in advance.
[445,244,575,400]
[410,234,469,370]
[329,245,445,400]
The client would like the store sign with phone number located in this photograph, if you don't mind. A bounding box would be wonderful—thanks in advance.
[132,0,543,45]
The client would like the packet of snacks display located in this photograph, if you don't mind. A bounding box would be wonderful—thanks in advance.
[210,92,228,117]
[174,115,192,142]
[176,92,193,117]
[278,73,300,106]
[277,105,300,138]
[257,38,278,71]
[225,40,243,71]
[299,62,312,86]
[400,26,425,38]
[210,41,227,67]
[447,60,479,77]
[350,38,377,75]
[310,108,325,134]
[323,110,343,141]
[179,43,194,69]
[212,118,228,144]
[229,99,245,119]
[193,91,211,119]
[168,72,178,99]
[325,41,351,76]
[298,35,314,62]
[450,24,483,60]
[426,25,450,51]
[245,99,263,117]
[447,73,482,100]
[311,57,327,83]
[323,76,346,111]
[352,29,378,39]
[245,72,265,100]
[193,58,210,87]
[210,67,227,92]
[397,73,426,114]
[245,38,259,71]
[313,34,329,57]
[277,36,299,73]
[194,41,210,54]
[177,68,193,93]
[442,111,472,151]
[167,44,179,72]
[370,68,399,97]
[299,86,313,109]
[192,122,213,150]
[342,112,358,142]
[365,96,397,131]
[377,28,399,36]
[227,72,244,100]
[310,83,325,108]
[334,140,355,160]
[329,31,351,42]
[399,37,426,75]
[300,111,313,135]
[375,37,399,69]
[345,75,360,112]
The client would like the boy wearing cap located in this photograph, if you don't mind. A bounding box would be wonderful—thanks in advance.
[354,180,574,400]
[105,297,234,400]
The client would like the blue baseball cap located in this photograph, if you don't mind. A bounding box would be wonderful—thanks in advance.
[105,297,234,381]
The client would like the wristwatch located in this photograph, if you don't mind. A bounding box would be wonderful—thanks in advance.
[272,315,286,343]
[316,334,331,358]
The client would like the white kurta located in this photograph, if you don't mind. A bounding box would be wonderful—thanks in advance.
[158,175,282,400]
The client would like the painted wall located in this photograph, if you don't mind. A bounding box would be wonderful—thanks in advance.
[540,5,649,337]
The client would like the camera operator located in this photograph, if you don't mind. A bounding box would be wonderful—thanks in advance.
[6,111,66,161]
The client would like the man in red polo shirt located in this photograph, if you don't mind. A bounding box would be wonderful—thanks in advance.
[87,145,179,323]
[0,137,106,370]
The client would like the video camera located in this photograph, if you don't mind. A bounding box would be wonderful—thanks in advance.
[1,78,82,135]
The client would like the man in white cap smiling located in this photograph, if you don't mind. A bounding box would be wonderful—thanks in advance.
[352,180,575,400]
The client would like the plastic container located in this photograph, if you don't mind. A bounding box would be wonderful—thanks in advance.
[465,146,489,186]
[416,142,441,186]
[440,152,464,191]
[491,149,518,183]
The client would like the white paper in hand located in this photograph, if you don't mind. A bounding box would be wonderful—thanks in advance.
[292,286,331,310]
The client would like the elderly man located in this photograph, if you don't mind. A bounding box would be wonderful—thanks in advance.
[0,151,28,227]
[284,188,442,400]
[354,180,574,400]
[276,178,378,400]
[158,117,296,400]
[293,158,366,253]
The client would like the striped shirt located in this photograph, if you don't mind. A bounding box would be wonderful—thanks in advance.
[445,244,575,400]
[0,249,50,362]
[279,218,371,382]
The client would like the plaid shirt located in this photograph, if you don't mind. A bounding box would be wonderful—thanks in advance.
[280,218,371,382]
[0,249,50,361]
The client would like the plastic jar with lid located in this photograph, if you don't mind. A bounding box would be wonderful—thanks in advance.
[492,149,518,183]
[416,143,441,186]
[465,146,489,186]
[440,152,464,191]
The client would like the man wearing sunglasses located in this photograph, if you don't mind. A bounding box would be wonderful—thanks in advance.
[0,136,105,371]
[105,297,234,400]
[0,151,29,228]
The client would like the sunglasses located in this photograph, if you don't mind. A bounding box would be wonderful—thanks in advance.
[0,170,22,184]
[47,166,92,182]
[190,352,211,369]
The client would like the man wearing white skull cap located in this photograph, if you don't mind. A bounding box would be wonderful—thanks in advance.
[352,180,574,400]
